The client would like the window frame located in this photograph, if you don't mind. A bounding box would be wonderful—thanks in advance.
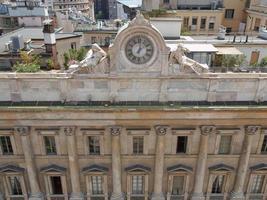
[127,128,151,155]
[0,129,17,156]
[43,135,57,155]
[84,172,108,200]
[132,136,144,155]
[88,136,101,155]
[176,136,188,154]
[43,172,68,200]
[167,170,191,200]
[225,9,235,19]
[246,171,267,199]
[126,171,149,200]
[2,173,27,200]
[214,129,239,155]
[171,128,194,155]
[257,129,267,154]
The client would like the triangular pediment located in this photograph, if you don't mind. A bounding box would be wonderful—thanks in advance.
[250,163,267,171]
[82,164,109,173]
[40,164,66,173]
[0,165,25,173]
[209,164,234,171]
[167,164,193,173]
[125,164,151,172]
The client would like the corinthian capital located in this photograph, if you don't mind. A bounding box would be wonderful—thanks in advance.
[245,126,261,135]
[200,126,216,135]
[64,127,76,136]
[109,126,122,136]
[14,126,30,136]
[155,126,169,136]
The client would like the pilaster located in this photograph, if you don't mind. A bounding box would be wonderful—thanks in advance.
[64,127,84,200]
[110,126,124,200]
[14,127,44,200]
[151,126,168,200]
[230,126,261,200]
[191,126,216,200]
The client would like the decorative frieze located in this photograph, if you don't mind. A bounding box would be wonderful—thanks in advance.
[109,126,122,136]
[200,126,216,135]
[64,127,76,136]
[14,126,30,136]
[155,126,168,136]
[245,126,261,135]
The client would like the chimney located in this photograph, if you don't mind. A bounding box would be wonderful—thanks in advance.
[43,19,59,69]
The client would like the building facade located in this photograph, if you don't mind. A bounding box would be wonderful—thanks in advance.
[1,13,267,200]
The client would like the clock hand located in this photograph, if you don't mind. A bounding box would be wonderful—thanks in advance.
[137,42,142,54]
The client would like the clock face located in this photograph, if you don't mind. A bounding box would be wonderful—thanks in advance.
[125,35,154,64]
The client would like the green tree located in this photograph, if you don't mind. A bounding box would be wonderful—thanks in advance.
[63,48,87,69]
[222,55,246,72]
[260,56,267,67]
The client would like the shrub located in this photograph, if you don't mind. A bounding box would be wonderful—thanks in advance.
[13,51,41,73]
[260,56,267,67]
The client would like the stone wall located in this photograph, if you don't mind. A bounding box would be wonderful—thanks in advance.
[1,73,267,102]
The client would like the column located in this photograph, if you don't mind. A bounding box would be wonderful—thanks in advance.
[110,126,124,200]
[64,127,84,200]
[230,126,260,200]
[151,126,168,200]
[15,127,43,200]
[191,126,216,200]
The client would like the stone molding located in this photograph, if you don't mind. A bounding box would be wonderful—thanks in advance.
[63,127,76,136]
[245,126,261,135]
[14,126,30,136]
[109,126,122,136]
[200,126,217,135]
[155,125,169,136]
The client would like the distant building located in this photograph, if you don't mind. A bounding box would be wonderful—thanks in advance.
[94,0,109,19]
[246,0,267,32]
[0,0,48,35]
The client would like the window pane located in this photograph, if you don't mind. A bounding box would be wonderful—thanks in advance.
[133,136,144,154]
[91,176,103,194]
[0,136,14,155]
[44,136,57,155]
[132,175,144,194]
[50,176,63,194]
[251,175,265,194]
[212,175,225,193]
[261,135,267,153]
[176,136,187,153]
[172,176,184,195]
[89,136,100,155]
[8,176,23,195]
[218,135,231,154]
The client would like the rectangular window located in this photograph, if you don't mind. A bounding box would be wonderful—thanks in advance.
[176,136,187,153]
[218,135,232,154]
[251,175,265,194]
[200,18,206,29]
[91,36,97,43]
[8,176,23,195]
[209,22,215,30]
[91,176,103,194]
[225,9,235,19]
[133,136,144,154]
[44,136,57,155]
[89,136,100,155]
[0,136,13,155]
[192,17,198,26]
[132,175,144,194]
[50,176,63,194]
[71,42,76,50]
[172,176,184,195]
[261,135,267,153]
[212,175,225,193]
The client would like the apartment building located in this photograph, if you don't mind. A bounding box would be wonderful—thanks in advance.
[246,0,267,31]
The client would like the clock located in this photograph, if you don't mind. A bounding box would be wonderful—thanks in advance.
[125,35,154,65]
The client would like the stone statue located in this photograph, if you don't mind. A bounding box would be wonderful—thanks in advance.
[69,43,109,74]
[169,44,209,75]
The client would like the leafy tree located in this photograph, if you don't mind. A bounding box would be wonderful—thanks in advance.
[221,55,246,72]
[13,51,41,73]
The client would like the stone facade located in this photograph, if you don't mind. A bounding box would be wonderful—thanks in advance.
[0,13,267,200]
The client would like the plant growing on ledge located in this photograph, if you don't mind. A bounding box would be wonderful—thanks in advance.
[63,47,87,69]
[13,51,41,73]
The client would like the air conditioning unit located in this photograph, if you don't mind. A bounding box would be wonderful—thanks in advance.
[4,41,12,52]
[11,35,24,52]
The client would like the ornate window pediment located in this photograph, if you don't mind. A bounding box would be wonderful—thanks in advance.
[250,163,267,171]
[40,164,66,173]
[82,164,109,173]
[125,164,151,173]
[0,165,25,173]
[209,164,235,172]
[167,164,193,173]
